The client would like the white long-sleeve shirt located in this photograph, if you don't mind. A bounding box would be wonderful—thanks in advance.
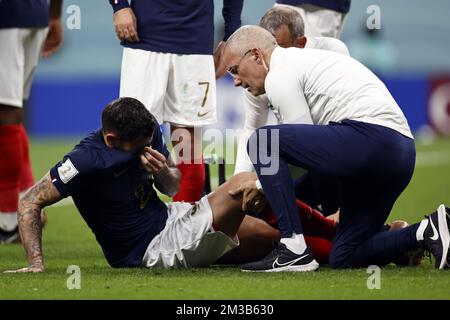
[235,37,352,174]
[265,47,412,136]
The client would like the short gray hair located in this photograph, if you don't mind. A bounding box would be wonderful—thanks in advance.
[224,25,277,58]
[260,6,305,40]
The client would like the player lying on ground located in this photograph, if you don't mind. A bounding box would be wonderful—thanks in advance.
[6,97,273,272]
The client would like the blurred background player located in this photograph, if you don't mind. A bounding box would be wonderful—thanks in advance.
[275,0,350,38]
[109,0,243,203]
[0,0,63,243]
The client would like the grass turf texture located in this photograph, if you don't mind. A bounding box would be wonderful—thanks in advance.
[1,137,450,299]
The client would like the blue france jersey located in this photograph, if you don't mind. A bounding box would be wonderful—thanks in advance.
[50,127,170,268]
[0,0,49,29]
[109,0,243,55]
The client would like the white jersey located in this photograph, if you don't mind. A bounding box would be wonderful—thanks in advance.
[235,37,352,174]
[265,47,412,135]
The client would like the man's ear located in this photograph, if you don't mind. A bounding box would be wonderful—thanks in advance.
[104,132,119,148]
[251,48,265,65]
[296,36,307,49]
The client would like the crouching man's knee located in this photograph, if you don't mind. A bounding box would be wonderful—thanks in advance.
[329,247,353,269]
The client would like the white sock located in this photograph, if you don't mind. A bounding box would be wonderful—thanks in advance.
[0,212,18,232]
[416,219,429,242]
[280,233,307,255]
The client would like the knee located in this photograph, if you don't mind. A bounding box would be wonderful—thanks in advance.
[329,246,352,269]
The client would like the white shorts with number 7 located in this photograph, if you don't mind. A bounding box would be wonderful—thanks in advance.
[120,48,217,127]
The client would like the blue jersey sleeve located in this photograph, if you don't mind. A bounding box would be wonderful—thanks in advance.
[109,0,130,13]
[222,0,244,41]
[151,125,170,160]
[49,147,96,198]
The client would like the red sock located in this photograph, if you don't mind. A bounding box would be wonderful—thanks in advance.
[296,199,336,241]
[18,125,35,192]
[260,199,336,240]
[305,236,333,264]
[0,125,24,213]
[172,157,205,203]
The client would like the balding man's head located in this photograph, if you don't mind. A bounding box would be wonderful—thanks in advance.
[222,25,277,96]
[260,6,307,49]
[224,25,278,59]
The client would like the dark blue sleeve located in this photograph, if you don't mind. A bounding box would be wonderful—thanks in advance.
[222,0,243,41]
[151,125,170,160]
[109,0,130,13]
[49,148,96,198]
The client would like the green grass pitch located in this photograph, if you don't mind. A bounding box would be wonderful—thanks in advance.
[1,137,450,299]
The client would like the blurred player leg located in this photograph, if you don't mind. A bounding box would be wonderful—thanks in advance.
[19,124,35,192]
[0,122,23,242]
[119,48,170,125]
[0,28,47,242]
[171,125,205,202]
[166,54,217,202]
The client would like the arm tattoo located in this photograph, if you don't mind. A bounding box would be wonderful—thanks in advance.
[153,156,181,197]
[18,172,62,268]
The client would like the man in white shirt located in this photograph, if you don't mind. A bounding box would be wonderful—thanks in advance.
[222,25,450,272]
[235,5,348,176]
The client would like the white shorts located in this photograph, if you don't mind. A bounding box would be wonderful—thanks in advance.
[275,3,347,38]
[0,28,48,107]
[141,196,239,268]
[120,48,217,126]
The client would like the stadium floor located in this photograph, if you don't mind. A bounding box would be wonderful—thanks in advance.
[1,137,450,299]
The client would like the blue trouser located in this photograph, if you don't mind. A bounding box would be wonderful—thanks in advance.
[249,120,418,268]
[294,171,340,216]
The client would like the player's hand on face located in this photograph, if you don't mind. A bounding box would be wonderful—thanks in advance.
[229,180,266,213]
[140,147,167,174]
[113,7,140,43]
[41,18,63,58]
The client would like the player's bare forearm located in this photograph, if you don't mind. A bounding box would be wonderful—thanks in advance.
[17,172,62,271]
[154,157,181,197]
[49,0,63,20]
[42,0,64,58]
